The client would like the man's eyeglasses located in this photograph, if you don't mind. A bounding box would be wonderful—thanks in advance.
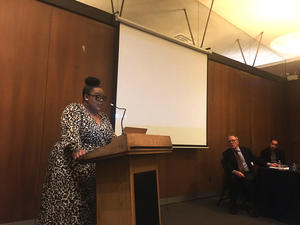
[88,94,107,102]
[228,139,237,143]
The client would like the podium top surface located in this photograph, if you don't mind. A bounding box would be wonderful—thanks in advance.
[84,133,173,162]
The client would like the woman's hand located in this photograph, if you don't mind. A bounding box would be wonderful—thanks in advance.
[73,149,88,160]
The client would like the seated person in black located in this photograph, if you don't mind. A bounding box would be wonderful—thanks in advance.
[222,135,263,216]
[260,139,285,165]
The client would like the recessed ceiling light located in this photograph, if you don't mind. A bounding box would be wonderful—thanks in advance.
[271,32,300,56]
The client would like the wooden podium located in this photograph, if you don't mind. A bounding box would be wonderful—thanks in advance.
[84,132,173,225]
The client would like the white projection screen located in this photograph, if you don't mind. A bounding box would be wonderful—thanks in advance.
[115,23,208,147]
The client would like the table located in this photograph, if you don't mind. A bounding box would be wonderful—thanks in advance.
[256,167,300,225]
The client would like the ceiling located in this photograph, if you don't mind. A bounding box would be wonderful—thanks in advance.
[77,0,300,78]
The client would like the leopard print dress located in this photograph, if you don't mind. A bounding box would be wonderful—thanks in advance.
[38,103,115,225]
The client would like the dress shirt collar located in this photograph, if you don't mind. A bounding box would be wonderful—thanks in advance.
[232,147,241,152]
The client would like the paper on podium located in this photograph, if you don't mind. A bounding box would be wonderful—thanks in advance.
[124,127,147,134]
[269,166,290,170]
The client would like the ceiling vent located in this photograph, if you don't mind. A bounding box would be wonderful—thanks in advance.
[174,33,193,45]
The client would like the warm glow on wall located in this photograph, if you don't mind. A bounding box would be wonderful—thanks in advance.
[271,32,300,56]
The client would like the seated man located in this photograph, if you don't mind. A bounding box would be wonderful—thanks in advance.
[260,139,285,165]
[222,135,262,216]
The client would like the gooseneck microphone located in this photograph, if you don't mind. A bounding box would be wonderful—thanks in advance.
[110,103,126,135]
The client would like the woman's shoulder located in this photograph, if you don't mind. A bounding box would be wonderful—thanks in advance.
[62,103,85,114]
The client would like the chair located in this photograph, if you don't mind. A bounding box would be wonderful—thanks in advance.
[217,159,252,212]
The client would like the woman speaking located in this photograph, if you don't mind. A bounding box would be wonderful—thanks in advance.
[38,77,115,225]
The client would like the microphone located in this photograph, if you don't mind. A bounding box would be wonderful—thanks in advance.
[110,103,126,135]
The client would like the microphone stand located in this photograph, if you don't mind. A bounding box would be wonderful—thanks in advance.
[110,103,126,135]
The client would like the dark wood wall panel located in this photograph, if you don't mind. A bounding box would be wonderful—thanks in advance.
[0,0,52,222]
[248,74,287,155]
[287,80,300,162]
[0,0,117,223]
[158,60,287,199]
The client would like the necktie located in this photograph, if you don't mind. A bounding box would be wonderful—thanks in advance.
[234,150,249,172]
[234,151,244,171]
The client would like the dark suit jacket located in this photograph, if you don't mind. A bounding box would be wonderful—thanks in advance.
[260,148,285,164]
[222,147,262,177]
